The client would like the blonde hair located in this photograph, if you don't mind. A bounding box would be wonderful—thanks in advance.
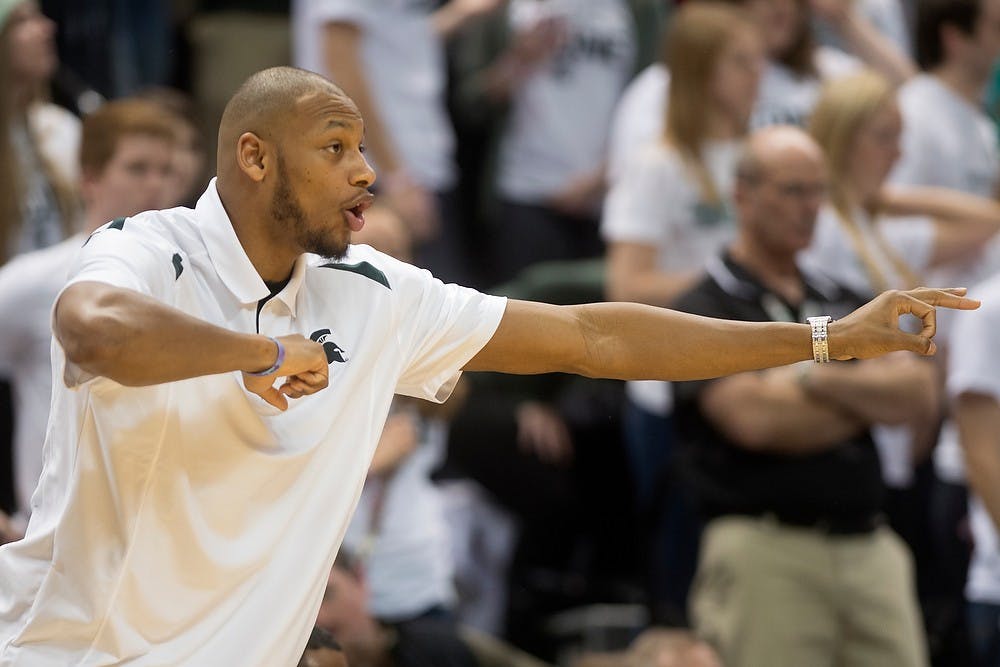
[808,70,920,292]
[664,1,754,205]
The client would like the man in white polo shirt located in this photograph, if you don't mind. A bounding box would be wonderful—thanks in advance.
[0,67,977,666]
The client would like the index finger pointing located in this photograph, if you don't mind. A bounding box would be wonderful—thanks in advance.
[906,287,981,310]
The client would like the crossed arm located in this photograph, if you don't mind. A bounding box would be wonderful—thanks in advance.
[54,281,977,411]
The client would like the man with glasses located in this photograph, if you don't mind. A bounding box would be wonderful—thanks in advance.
[675,126,933,667]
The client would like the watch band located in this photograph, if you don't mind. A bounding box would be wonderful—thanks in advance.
[807,316,832,364]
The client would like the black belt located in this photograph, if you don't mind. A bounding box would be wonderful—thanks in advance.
[727,511,884,536]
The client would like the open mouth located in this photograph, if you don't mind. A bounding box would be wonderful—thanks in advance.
[343,194,374,232]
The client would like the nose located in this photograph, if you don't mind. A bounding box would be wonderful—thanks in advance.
[351,152,376,189]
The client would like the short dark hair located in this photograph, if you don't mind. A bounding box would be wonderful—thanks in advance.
[916,0,981,70]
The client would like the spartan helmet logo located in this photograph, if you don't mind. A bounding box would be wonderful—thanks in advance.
[309,329,349,364]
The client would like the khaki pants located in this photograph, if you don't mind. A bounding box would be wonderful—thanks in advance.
[690,516,928,667]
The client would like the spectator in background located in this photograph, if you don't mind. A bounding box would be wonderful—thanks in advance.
[739,0,915,127]
[606,0,916,179]
[805,70,1000,318]
[675,126,933,667]
[804,70,1000,496]
[454,0,639,285]
[892,0,1000,200]
[600,1,764,623]
[949,275,1000,667]
[291,0,503,286]
[316,549,479,667]
[136,87,209,208]
[806,67,1000,662]
[0,0,78,263]
[0,98,177,540]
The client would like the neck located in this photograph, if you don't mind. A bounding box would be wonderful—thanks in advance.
[217,181,299,284]
[729,236,803,303]
[934,63,987,107]
[703,107,742,141]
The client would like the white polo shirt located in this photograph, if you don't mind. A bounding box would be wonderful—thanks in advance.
[0,181,506,666]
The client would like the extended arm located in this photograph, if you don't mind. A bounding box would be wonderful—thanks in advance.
[955,392,1000,535]
[54,282,328,409]
[465,288,977,379]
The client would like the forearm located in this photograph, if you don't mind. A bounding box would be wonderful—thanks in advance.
[799,357,938,425]
[54,282,277,386]
[605,270,701,307]
[834,10,916,85]
[576,303,816,380]
[881,185,1000,222]
[703,370,866,453]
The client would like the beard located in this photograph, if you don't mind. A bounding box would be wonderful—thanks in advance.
[270,156,348,260]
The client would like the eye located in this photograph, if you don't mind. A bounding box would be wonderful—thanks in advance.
[359,143,367,154]
[327,142,342,155]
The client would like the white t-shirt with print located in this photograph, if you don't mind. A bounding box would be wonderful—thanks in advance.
[802,204,936,486]
[291,0,456,191]
[947,274,1000,604]
[751,47,859,129]
[892,75,999,198]
[496,0,636,203]
[0,181,505,666]
[601,140,740,414]
[605,63,669,184]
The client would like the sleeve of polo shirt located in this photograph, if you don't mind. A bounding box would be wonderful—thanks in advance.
[390,260,507,403]
[948,286,1000,401]
[57,224,176,389]
[62,224,174,300]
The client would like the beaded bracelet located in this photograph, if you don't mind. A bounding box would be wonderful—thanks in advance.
[248,337,285,376]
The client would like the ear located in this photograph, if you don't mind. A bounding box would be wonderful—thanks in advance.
[235,132,269,183]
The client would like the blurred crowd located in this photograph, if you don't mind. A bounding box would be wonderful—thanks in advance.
[4,0,1000,665]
